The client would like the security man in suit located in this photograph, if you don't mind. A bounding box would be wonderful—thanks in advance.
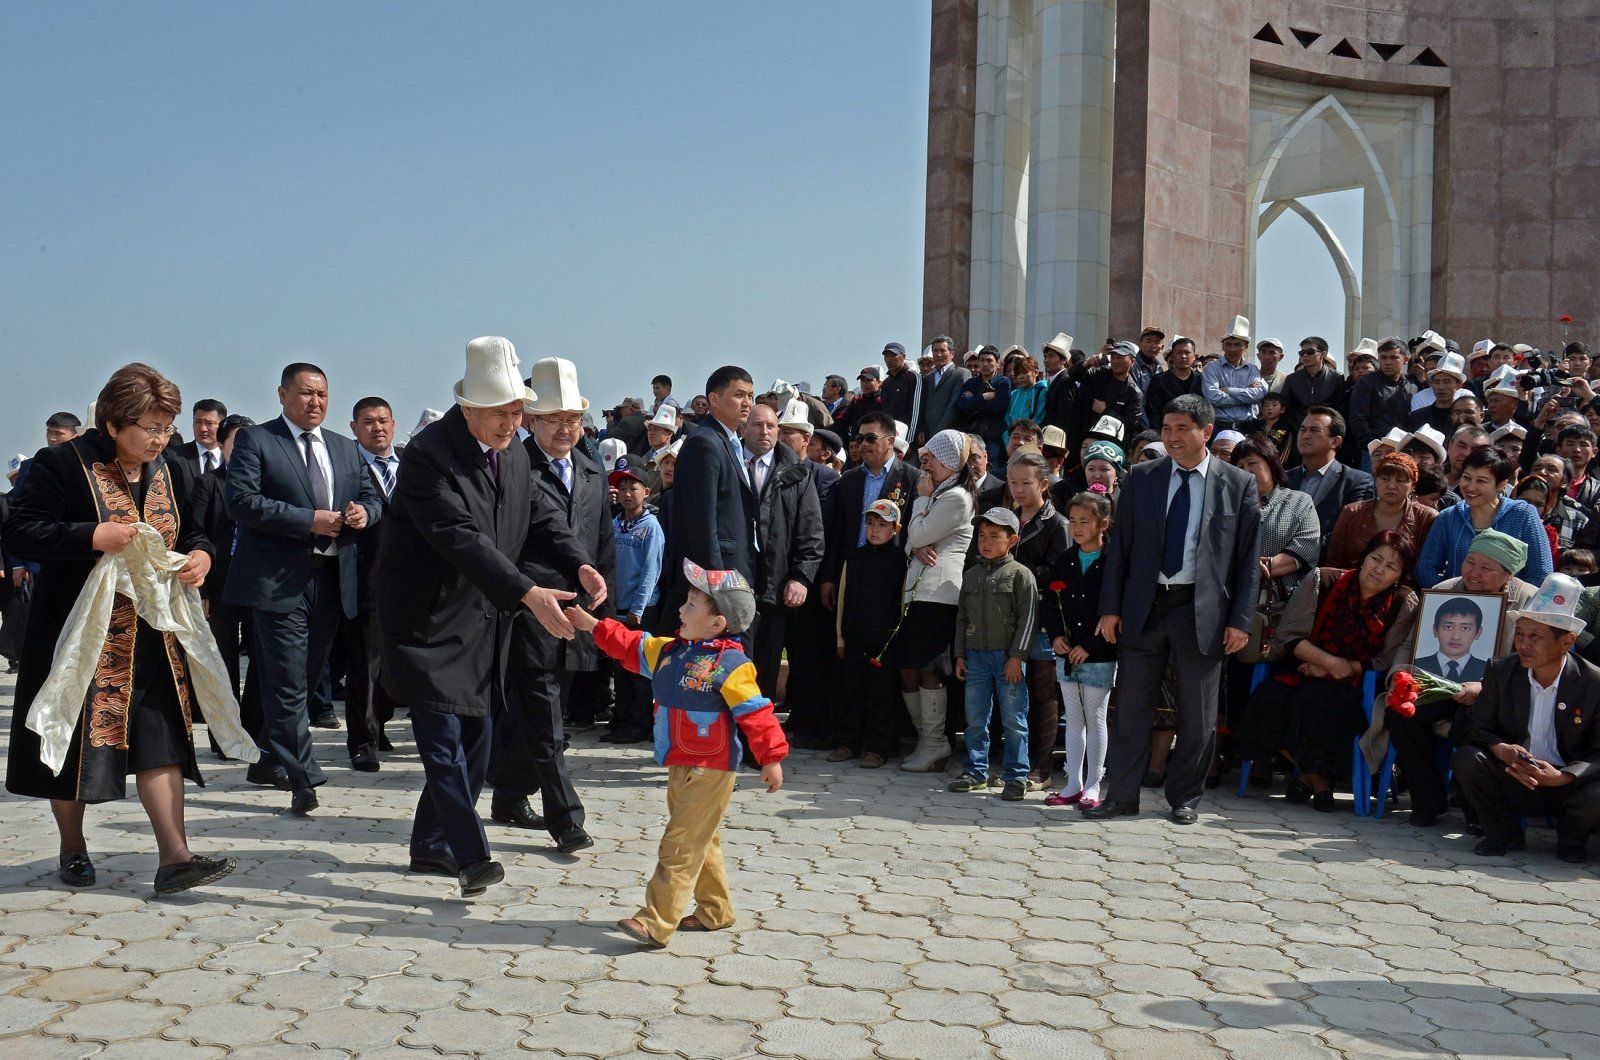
[489,357,611,855]
[916,335,971,447]
[224,362,381,816]
[1087,393,1261,825]
[171,398,228,479]
[345,396,401,771]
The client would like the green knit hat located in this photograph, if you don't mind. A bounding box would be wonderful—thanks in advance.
[1467,528,1528,576]
[1083,439,1125,470]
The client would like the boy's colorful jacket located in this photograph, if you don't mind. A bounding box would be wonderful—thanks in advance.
[593,618,789,770]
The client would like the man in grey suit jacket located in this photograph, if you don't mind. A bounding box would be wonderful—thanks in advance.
[225,363,381,814]
[917,335,971,446]
[1086,394,1262,825]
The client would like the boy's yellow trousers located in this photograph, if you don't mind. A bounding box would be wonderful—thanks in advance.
[634,766,738,943]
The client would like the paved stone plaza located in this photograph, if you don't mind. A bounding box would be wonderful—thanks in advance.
[1,674,1598,1059]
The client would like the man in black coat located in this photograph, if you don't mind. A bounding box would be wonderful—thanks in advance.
[1281,337,1346,425]
[818,410,921,609]
[1067,341,1146,459]
[607,398,650,456]
[224,363,381,815]
[1452,593,1600,863]
[1286,406,1375,548]
[344,396,401,771]
[377,339,579,897]
[660,366,759,623]
[488,358,611,854]
[743,401,826,703]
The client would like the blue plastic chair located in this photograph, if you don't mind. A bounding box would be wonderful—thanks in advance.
[1350,671,1384,817]
[1234,663,1272,797]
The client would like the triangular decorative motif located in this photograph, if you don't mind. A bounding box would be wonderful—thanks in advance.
[1330,38,1361,59]
[1253,24,1284,45]
[1370,42,1403,61]
[1411,46,1447,67]
[1291,28,1321,48]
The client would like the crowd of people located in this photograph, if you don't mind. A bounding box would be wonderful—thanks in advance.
[3,316,1599,922]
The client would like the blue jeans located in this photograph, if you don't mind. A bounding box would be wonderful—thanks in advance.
[963,650,1030,782]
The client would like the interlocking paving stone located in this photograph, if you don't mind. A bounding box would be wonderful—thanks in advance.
[0,671,1597,1057]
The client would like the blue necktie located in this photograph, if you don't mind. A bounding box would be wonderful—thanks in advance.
[1162,469,1195,578]
[553,457,571,492]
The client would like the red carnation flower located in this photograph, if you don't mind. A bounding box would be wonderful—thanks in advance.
[1049,580,1067,593]
[1561,314,1574,324]
[868,657,883,668]
[1392,699,1417,718]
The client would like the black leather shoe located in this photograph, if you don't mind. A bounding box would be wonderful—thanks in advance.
[154,855,236,896]
[247,762,292,790]
[1170,806,1199,825]
[458,859,504,897]
[58,852,95,887]
[1285,779,1313,804]
[350,754,379,773]
[408,854,459,877]
[378,733,396,752]
[555,828,595,854]
[489,796,547,830]
[1474,831,1526,856]
[1311,791,1336,813]
[1411,810,1441,827]
[1081,801,1139,820]
[311,714,341,729]
[1556,842,1589,865]
[290,790,319,817]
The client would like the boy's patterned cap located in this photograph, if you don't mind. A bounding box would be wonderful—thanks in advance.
[865,498,902,525]
[682,559,757,634]
[607,455,647,487]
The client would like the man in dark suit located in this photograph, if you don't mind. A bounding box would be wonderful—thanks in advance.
[489,357,610,854]
[818,410,921,611]
[345,396,401,771]
[224,362,381,815]
[743,399,826,704]
[661,365,760,622]
[1086,393,1262,825]
[916,335,971,447]
[1286,405,1375,548]
[377,337,582,897]
[1453,582,1600,863]
[171,398,228,480]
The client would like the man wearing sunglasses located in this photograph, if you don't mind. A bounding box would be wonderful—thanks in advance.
[817,411,921,612]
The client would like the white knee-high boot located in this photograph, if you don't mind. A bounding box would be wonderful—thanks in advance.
[900,687,948,772]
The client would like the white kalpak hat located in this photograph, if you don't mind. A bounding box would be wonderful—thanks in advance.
[1350,337,1380,360]
[598,438,626,473]
[1043,331,1073,356]
[647,405,678,431]
[893,420,910,456]
[1417,330,1448,357]
[1221,315,1250,342]
[407,408,444,444]
[524,357,590,415]
[1087,415,1125,443]
[768,378,801,399]
[1510,573,1588,635]
[1486,365,1524,400]
[455,337,536,409]
[1470,338,1495,361]
[1429,351,1468,382]
[1490,423,1528,443]
[778,398,814,436]
[1367,426,1411,456]
[1402,424,1447,462]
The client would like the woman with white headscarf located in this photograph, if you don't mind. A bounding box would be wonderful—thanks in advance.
[894,429,981,771]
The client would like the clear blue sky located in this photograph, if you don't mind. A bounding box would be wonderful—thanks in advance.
[2,2,1342,464]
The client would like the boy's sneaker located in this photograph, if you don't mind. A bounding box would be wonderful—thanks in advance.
[1000,780,1026,801]
[948,774,987,793]
[987,774,1002,789]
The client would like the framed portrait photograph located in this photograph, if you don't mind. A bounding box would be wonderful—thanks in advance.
[1410,589,1508,684]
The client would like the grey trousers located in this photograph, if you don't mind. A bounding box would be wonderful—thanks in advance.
[1104,588,1220,811]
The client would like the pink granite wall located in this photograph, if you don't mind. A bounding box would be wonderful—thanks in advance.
[922,0,980,348]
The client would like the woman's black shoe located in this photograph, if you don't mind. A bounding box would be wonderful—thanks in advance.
[1141,771,1165,789]
[1284,779,1313,804]
[1204,774,1221,790]
[154,855,236,895]
[58,852,95,887]
[1311,790,1336,813]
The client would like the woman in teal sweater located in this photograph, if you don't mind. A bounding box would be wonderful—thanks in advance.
[1416,447,1552,587]
[1004,356,1050,444]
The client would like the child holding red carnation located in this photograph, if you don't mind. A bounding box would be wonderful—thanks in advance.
[1039,490,1118,809]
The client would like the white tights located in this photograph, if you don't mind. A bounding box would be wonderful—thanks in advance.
[1058,681,1111,800]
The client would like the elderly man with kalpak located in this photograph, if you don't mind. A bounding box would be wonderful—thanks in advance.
[375,338,584,897]
[1451,573,1600,863]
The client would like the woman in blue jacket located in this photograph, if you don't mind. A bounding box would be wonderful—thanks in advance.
[1416,446,1552,587]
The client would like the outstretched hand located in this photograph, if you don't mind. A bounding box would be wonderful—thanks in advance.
[524,585,577,639]
[563,605,600,634]
[578,564,608,608]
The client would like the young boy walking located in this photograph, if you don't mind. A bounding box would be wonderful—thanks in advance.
[949,507,1037,800]
[604,456,665,744]
[826,499,909,767]
[566,560,788,949]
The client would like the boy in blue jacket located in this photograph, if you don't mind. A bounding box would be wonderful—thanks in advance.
[604,456,665,743]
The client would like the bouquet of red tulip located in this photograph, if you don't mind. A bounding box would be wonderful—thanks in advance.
[1385,668,1462,718]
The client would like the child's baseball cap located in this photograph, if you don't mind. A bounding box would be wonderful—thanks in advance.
[682,559,757,635]
[608,455,648,487]
[975,507,1020,534]
[865,498,901,525]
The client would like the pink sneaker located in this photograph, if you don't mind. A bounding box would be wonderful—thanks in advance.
[1044,792,1082,807]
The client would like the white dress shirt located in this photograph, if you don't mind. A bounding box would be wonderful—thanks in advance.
[197,445,223,474]
[1527,668,1567,767]
[1158,453,1211,586]
[283,416,334,509]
